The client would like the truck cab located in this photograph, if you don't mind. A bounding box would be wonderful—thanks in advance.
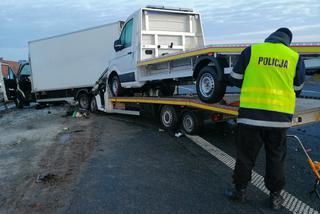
[107,6,205,96]
[0,63,17,102]
[1,62,33,108]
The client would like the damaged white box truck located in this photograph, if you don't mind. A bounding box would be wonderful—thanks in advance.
[28,21,123,109]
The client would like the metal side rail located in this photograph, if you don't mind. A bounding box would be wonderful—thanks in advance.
[293,98,320,126]
[111,94,239,116]
[138,43,320,66]
[110,94,320,127]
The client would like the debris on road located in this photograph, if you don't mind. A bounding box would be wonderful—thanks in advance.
[72,109,89,118]
[36,173,59,184]
[175,132,183,138]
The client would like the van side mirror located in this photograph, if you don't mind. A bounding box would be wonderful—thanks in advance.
[114,39,124,52]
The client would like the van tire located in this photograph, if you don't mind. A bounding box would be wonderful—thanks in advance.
[109,74,123,97]
[90,97,98,112]
[196,66,226,103]
[159,82,176,96]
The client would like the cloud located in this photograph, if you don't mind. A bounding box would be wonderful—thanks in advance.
[0,0,320,60]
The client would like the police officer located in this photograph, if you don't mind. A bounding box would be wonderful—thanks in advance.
[227,28,305,210]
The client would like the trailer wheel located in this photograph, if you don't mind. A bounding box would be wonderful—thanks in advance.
[196,66,226,103]
[160,105,178,130]
[78,93,90,110]
[181,110,203,135]
[90,97,98,112]
[109,74,122,97]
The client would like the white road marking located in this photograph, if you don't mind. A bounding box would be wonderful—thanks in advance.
[186,135,319,214]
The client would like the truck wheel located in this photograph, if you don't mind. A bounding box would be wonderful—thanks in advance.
[109,75,122,97]
[181,110,203,135]
[90,97,98,112]
[196,66,226,103]
[78,93,90,110]
[159,105,178,130]
[14,93,24,109]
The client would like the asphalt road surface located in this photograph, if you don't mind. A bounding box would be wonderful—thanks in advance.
[63,78,320,214]
[65,112,320,213]
[1,77,319,214]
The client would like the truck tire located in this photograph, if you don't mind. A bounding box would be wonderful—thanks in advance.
[78,93,90,110]
[109,75,123,97]
[181,110,203,135]
[196,66,226,103]
[159,105,178,130]
[90,97,98,112]
[14,93,24,109]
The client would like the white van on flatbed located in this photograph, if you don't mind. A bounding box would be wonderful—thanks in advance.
[105,5,320,103]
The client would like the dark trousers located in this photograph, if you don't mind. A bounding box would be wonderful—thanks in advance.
[233,125,288,193]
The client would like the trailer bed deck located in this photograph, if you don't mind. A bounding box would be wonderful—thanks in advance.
[111,94,320,127]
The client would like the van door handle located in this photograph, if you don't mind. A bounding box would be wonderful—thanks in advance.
[128,52,133,55]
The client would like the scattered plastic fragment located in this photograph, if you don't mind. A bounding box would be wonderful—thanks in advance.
[175,132,183,138]
[36,173,58,183]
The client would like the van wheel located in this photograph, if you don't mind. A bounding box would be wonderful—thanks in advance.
[90,97,98,112]
[159,82,176,96]
[160,105,178,130]
[109,75,123,96]
[196,66,226,103]
[78,93,90,110]
[14,93,24,109]
[181,110,203,135]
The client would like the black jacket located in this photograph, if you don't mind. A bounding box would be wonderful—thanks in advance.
[229,33,306,128]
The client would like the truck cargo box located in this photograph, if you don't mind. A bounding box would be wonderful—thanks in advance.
[29,22,123,92]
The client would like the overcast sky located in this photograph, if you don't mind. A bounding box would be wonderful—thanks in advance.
[0,0,320,60]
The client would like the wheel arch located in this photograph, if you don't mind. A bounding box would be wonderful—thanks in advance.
[193,56,224,81]
[75,88,90,100]
[108,70,118,82]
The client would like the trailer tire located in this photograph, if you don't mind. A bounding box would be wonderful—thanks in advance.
[181,110,203,135]
[90,97,98,113]
[196,66,226,103]
[160,105,178,130]
[109,74,123,97]
[78,93,90,110]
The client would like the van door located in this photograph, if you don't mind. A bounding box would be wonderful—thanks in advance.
[4,66,17,100]
[114,18,136,83]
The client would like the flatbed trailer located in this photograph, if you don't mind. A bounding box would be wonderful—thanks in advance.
[92,80,320,134]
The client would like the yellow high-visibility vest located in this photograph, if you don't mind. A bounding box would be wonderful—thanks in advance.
[240,42,299,114]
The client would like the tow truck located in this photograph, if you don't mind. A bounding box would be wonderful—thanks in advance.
[90,43,320,134]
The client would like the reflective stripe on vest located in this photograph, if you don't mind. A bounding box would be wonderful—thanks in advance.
[240,43,299,114]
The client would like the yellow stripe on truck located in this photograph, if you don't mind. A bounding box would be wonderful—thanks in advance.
[111,97,239,116]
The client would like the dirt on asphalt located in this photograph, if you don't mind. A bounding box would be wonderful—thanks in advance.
[0,105,102,214]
